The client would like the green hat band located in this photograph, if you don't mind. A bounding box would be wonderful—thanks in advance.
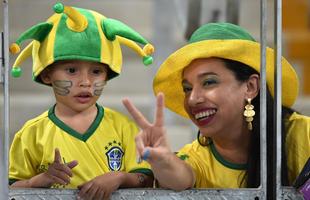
[153,22,299,118]
[189,23,256,43]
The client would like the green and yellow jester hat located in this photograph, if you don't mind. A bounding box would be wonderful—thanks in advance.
[153,22,299,118]
[10,2,154,84]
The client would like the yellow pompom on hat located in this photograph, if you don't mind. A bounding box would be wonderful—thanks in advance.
[153,23,299,118]
[10,2,155,84]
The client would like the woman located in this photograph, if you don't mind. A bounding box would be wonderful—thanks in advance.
[122,23,310,192]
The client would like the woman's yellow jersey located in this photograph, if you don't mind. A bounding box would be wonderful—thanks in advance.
[177,112,310,188]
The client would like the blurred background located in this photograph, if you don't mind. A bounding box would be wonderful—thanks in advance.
[1,0,310,152]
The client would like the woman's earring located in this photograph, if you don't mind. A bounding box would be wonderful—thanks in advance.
[197,131,210,146]
[243,98,255,130]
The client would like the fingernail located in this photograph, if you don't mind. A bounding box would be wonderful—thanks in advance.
[136,156,142,164]
[141,149,150,160]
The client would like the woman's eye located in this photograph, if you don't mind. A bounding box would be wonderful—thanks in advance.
[182,85,192,94]
[203,79,217,87]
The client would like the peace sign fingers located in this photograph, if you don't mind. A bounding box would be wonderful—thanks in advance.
[122,98,151,130]
[154,93,165,127]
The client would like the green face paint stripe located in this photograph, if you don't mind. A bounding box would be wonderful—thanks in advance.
[93,81,106,96]
[53,80,72,96]
[53,8,101,61]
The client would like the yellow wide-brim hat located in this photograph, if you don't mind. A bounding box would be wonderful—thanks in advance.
[153,23,299,118]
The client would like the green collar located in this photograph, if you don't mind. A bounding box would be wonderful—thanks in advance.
[209,140,248,170]
[48,103,104,142]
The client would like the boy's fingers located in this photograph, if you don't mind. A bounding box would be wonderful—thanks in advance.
[154,93,165,126]
[122,98,150,129]
[50,175,68,185]
[54,148,62,164]
[66,160,78,169]
[47,166,71,184]
[78,182,93,198]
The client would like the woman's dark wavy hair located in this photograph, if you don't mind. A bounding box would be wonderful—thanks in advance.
[221,58,295,196]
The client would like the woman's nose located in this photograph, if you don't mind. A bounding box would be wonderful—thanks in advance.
[188,87,204,106]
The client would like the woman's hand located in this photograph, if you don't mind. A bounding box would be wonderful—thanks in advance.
[122,93,172,165]
[123,93,195,190]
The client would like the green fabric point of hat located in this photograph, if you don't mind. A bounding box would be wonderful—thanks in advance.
[53,9,101,63]
[53,2,64,14]
[102,18,148,44]
[143,56,153,66]
[11,67,22,78]
[15,22,53,44]
[189,23,256,43]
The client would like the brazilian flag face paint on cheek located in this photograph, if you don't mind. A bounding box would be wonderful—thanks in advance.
[52,80,72,96]
[94,81,106,96]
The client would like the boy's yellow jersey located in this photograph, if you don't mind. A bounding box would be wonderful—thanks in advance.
[177,112,310,188]
[9,104,152,188]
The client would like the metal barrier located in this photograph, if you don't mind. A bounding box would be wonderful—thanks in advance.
[1,0,10,200]
[0,0,306,199]
[8,188,304,200]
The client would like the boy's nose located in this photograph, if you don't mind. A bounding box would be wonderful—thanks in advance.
[79,73,91,87]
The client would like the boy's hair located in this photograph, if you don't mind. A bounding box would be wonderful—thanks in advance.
[10,2,154,85]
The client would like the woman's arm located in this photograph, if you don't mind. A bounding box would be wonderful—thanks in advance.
[123,93,195,191]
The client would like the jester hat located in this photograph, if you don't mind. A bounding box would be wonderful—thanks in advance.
[153,22,299,118]
[10,2,154,84]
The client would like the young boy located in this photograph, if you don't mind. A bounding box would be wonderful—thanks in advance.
[9,2,154,199]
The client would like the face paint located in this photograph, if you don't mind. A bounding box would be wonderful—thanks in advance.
[53,80,72,96]
[94,81,106,96]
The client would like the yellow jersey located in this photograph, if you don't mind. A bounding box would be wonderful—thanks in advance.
[177,112,310,188]
[9,104,152,188]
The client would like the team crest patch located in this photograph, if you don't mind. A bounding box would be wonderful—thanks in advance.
[106,146,124,171]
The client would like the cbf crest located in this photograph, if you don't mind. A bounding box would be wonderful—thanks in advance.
[106,146,124,171]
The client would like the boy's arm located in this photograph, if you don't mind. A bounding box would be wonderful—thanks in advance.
[77,171,153,200]
[10,173,55,188]
[10,149,78,188]
[118,172,153,188]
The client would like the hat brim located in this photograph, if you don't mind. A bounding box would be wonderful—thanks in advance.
[153,39,299,118]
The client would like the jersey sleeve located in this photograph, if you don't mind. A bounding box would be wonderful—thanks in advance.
[9,131,39,184]
[121,120,153,177]
[177,142,203,186]
[286,113,310,184]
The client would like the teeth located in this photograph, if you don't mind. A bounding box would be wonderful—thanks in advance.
[194,109,216,120]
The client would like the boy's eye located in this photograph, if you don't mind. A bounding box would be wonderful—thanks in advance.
[92,68,104,74]
[66,67,76,74]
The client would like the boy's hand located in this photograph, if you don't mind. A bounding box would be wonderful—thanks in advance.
[43,148,78,187]
[77,172,124,200]
[122,93,172,165]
